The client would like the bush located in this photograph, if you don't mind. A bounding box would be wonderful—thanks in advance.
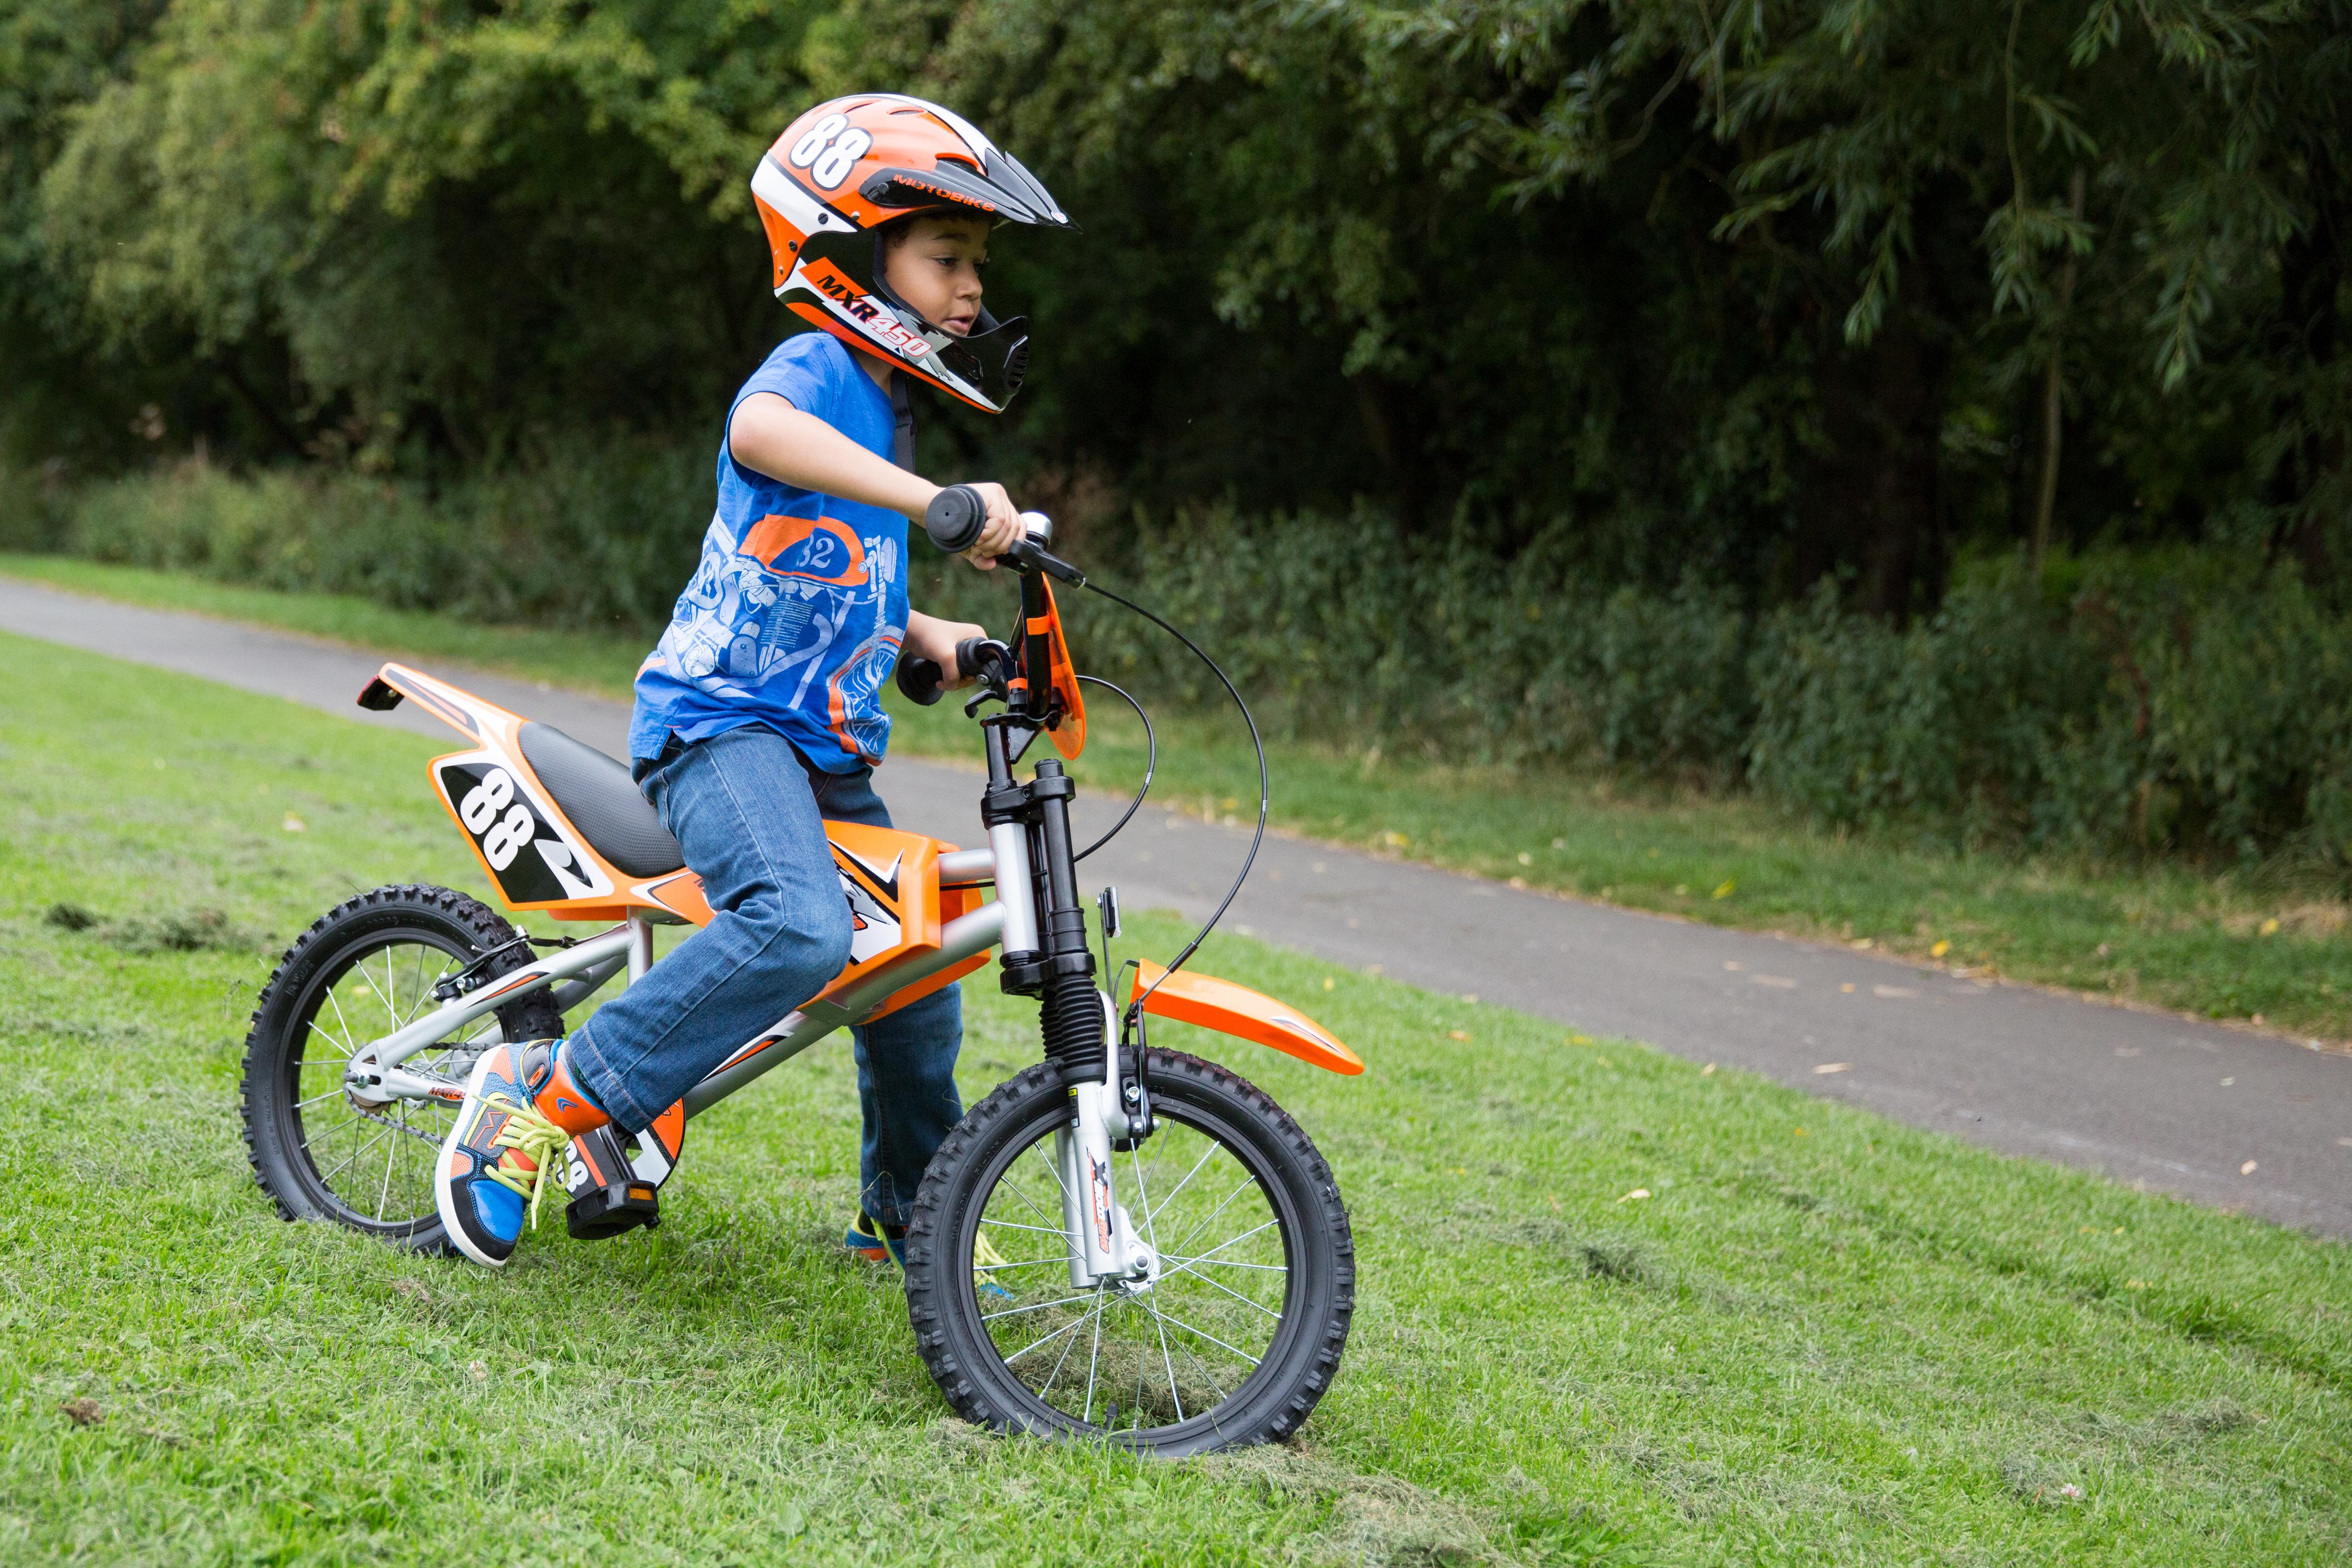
[34,462,2352,870]
[0,465,69,552]
[62,443,710,630]
[918,504,1754,779]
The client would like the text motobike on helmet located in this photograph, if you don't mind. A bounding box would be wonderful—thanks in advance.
[751,93,1071,414]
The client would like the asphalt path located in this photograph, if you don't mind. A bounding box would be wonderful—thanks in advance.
[5,574,2350,1236]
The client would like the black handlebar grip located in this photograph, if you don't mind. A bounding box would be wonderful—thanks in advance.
[894,653,946,706]
[924,485,986,554]
[954,637,990,682]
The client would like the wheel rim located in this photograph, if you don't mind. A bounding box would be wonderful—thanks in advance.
[963,1097,1299,1438]
[281,933,499,1233]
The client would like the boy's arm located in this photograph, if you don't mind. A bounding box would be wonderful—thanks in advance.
[728,392,1022,569]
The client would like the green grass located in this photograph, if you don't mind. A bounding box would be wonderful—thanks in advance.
[9,551,2352,1046]
[7,638,2352,1562]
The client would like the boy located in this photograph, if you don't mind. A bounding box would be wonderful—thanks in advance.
[433,94,1072,1268]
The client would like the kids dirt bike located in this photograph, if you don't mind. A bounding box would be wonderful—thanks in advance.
[238,496,1358,1456]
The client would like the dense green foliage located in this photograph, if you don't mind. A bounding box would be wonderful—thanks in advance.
[4,0,2349,601]
[4,0,2350,862]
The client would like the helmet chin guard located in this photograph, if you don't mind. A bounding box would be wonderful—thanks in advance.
[750,94,1070,413]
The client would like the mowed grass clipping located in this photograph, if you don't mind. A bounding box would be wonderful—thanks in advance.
[8,553,2352,1043]
[3,630,2352,1565]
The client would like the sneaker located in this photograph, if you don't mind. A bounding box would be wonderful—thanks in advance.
[436,1039,606,1267]
[843,1209,906,1266]
[971,1228,1016,1301]
[846,1211,1016,1300]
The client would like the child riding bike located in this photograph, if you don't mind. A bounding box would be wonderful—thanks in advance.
[434,93,1073,1269]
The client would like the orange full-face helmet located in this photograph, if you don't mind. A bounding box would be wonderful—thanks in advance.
[751,93,1071,414]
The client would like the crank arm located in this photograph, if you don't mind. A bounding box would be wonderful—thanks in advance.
[344,923,633,1096]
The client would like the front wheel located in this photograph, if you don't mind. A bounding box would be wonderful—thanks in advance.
[904,1050,1354,1456]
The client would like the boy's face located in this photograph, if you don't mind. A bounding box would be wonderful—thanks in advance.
[882,214,991,337]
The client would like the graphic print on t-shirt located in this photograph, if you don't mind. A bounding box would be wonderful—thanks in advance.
[629,332,914,768]
[649,509,903,763]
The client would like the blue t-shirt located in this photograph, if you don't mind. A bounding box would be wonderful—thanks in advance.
[630,334,909,769]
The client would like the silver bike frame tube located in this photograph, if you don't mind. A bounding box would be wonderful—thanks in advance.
[357,837,1024,1109]
[352,924,633,1099]
[680,899,1006,1117]
[939,847,994,887]
[627,911,658,981]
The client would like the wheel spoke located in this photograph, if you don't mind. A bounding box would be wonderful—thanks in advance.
[316,1121,395,1186]
[1158,1258,1282,1319]
[305,1016,353,1059]
[299,1110,368,1150]
[981,1290,1095,1324]
[966,1254,1070,1274]
[1172,1330,1234,1407]
[1151,1295,1185,1424]
[1166,1217,1282,1266]
[1001,1299,1102,1367]
[1144,1138,1222,1228]
[322,985,360,1053]
[1000,1176,1071,1235]
[1163,1173,1258,1259]
[1081,1292,1108,1424]
[1036,1296,1090,1401]
[1034,1140,1074,1207]
[1146,1302,1262,1369]
[373,1107,401,1220]
[974,1218,1084,1240]
[374,952,398,1033]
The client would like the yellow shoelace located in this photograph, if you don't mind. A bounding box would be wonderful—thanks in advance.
[972,1228,1010,1279]
[476,1093,572,1231]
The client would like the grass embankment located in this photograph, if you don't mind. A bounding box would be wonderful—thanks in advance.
[7,634,2352,1561]
[7,552,2352,1043]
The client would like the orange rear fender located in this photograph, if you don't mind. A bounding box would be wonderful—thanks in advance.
[1125,960,1363,1076]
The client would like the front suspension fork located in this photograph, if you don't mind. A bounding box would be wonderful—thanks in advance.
[1059,996,1156,1288]
[987,723,1156,1289]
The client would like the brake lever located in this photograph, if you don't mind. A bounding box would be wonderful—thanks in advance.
[997,537,1085,585]
[957,637,1016,717]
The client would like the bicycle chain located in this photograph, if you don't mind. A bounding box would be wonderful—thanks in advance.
[347,1101,446,1148]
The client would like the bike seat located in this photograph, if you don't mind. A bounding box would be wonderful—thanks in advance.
[515,722,685,878]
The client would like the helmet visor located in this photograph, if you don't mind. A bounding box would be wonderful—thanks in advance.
[921,313,1031,410]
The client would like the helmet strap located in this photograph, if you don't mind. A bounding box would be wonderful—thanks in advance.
[890,371,916,471]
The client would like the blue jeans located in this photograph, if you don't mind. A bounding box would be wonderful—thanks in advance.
[564,726,964,1228]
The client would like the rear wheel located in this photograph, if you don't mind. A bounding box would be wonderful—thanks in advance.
[904,1050,1353,1456]
[239,885,563,1251]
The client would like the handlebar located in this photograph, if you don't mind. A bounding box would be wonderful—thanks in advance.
[892,635,996,707]
[922,487,1085,584]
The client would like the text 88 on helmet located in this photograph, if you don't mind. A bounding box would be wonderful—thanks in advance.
[751,93,1071,413]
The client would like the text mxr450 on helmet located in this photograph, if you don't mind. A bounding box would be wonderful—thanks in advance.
[752,93,1071,413]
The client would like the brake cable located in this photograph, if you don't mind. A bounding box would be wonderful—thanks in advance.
[1077,579,1269,1017]
[1070,673,1155,862]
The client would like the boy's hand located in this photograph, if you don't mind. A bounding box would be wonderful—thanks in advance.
[905,612,989,687]
[961,482,1024,570]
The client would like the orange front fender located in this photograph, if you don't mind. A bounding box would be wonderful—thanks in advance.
[1125,960,1363,1076]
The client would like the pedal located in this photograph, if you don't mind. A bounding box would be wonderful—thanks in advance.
[559,1114,685,1241]
[565,1178,660,1240]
